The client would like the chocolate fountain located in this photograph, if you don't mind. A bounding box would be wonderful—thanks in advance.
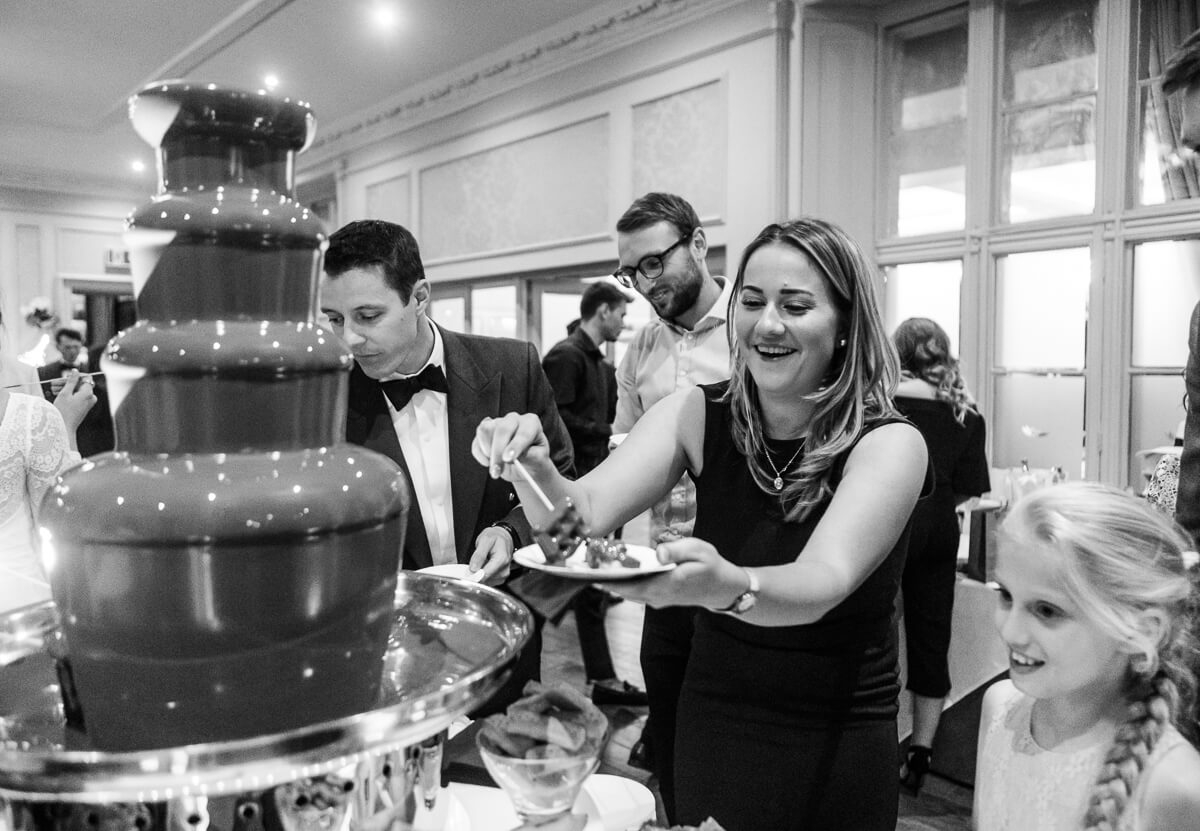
[0,82,532,830]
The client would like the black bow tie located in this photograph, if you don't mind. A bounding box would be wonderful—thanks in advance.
[380,364,448,410]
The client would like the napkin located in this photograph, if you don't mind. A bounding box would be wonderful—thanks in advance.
[507,570,589,622]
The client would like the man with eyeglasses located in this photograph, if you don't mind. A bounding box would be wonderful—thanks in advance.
[1164,29,1200,548]
[610,192,732,820]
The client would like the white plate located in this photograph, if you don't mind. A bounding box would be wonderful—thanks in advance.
[417,564,484,581]
[513,542,674,582]
[412,774,655,831]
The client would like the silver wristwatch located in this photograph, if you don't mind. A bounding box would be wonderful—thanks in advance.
[718,568,759,615]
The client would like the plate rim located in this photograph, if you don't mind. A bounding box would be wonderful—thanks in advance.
[512,542,674,581]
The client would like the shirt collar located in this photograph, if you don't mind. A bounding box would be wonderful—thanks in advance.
[570,326,602,356]
[664,275,731,334]
[382,319,445,382]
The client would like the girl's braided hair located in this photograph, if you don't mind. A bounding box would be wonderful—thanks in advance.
[1001,482,1199,830]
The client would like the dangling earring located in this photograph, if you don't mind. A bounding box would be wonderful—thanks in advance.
[837,338,847,348]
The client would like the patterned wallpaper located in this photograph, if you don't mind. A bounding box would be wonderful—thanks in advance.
[418,116,609,261]
[633,81,726,218]
[365,174,412,227]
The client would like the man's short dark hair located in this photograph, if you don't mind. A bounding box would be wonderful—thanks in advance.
[580,282,633,320]
[55,327,83,344]
[1163,27,1200,94]
[615,192,701,238]
[323,219,425,303]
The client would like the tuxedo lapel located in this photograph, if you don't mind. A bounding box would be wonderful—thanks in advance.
[440,327,502,560]
[346,364,432,570]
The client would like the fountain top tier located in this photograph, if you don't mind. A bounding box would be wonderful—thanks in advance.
[130,80,316,195]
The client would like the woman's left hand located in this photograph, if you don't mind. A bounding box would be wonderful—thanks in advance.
[608,537,745,611]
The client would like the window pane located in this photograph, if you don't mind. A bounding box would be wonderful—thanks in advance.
[882,260,963,354]
[996,248,1090,369]
[1135,0,1200,205]
[993,373,1086,477]
[540,292,581,358]
[883,10,968,236]
[1131,239,1200,367]
[471,285,518,339]
[1128,374,1187,491]
[1000,0,1098,223]
[430,295,466,334]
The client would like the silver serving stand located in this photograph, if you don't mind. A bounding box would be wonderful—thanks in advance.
[0,573,532,831]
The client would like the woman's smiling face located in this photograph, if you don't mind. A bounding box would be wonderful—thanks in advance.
[734,243,842,399]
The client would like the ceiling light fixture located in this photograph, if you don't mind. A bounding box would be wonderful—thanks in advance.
[370,2,399,29]
[264,74,280,91]
[131,160,146,173]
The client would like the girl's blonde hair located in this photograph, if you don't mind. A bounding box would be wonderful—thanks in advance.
[999,482,1199,829]
[892,317,976,424]
[725,218,899,521]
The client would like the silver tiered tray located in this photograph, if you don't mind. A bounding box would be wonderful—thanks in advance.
[0,573,531,830]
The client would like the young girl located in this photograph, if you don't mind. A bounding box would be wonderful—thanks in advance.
[975,482,1200,830]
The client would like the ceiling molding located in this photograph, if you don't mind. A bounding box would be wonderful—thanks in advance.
[300,0,744,169]
[0,166,145,206]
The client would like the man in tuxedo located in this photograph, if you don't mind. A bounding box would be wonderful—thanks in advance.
[39,328,115,457]
[38,327,85,381]
[319,219,574,713]
[1165,28,1200,546]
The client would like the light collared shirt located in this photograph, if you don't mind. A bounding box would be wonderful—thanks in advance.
[614,276,734,543]
[384,322,457,565]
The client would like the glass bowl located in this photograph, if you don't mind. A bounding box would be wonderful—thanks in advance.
[475,729,604,823]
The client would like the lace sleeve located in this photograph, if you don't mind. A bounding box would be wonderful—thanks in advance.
[24,398,75,522]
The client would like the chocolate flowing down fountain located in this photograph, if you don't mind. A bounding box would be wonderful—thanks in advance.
[0,82,532,831]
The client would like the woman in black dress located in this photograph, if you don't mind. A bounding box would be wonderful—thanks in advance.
[891,317,990,794]
[474,218,929,830]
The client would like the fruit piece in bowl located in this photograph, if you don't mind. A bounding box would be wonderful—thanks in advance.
[476,681,609,824]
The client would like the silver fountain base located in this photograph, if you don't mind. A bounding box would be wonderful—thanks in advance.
[0,573,532,831]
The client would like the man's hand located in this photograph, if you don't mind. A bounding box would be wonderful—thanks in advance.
[469,526,514,586]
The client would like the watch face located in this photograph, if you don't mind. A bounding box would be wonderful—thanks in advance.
[733,591,756,614]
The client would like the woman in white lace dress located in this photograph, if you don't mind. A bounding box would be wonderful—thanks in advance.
[0,363,96,612]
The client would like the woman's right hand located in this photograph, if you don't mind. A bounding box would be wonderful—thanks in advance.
[472,412,552,481]
[53,370,97,432]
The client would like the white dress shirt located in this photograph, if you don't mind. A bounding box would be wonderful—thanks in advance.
[613,276,734,543]
[384,323,457,565]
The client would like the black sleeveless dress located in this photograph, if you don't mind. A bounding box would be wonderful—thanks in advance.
[672,383,916,830]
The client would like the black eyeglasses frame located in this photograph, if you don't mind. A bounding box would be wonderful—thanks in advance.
[612,232,693,288]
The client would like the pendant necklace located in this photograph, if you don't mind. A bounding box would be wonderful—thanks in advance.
[763,440,805,491]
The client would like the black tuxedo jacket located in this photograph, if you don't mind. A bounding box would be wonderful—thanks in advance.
[344,325,574,570]
[37,360,83,388]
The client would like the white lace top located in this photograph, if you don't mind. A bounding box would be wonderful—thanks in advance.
[976,680,1187,831]
[0,392,77,612]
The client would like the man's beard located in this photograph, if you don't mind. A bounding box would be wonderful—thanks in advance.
[649,261,703,322]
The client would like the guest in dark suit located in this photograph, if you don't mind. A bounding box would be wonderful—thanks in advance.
[38,327,85,383]
[38,328,115,457]
[1164,29,1200,547]
[319,219,574,714]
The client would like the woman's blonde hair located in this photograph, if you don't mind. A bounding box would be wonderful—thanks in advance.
[725,218,899,520]
[893,317,975,424]
[999,482,1199,829]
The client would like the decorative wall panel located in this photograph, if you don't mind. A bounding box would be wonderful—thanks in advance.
[58,228,122,275]
[419,117,609,261]
[15,224,41,295]
[632,81,726,217]
[366,175,411,226]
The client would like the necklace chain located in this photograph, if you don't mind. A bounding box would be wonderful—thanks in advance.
[763,440,805,491]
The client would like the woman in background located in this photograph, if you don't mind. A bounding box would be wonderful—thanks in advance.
[892,317,990,793]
